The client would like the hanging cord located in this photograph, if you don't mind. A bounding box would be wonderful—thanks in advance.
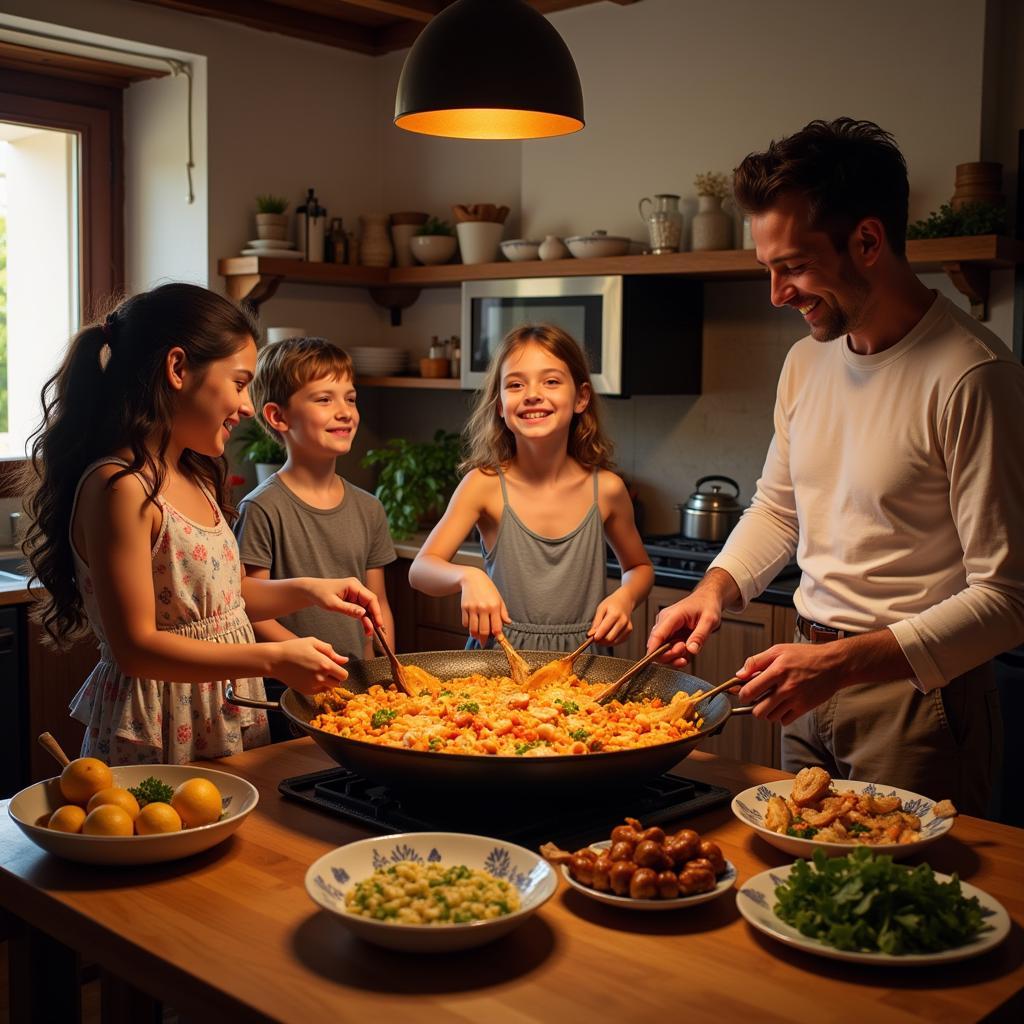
[163,59,194,205]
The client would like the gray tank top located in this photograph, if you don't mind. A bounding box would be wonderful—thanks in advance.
[476,468,607,652]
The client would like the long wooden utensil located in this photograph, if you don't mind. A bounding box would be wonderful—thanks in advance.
[595,643,671,704]
[494,632,531,687]
[370,619,416,696]
[525,635,596,690]
[38,731,71,768]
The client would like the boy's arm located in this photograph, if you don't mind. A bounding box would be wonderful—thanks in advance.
[244,565,299,642]
[364,566,395,658]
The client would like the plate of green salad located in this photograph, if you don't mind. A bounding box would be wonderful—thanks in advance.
[736,848,1010,965]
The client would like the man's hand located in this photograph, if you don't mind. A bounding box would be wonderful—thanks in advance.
[646,569,739,667]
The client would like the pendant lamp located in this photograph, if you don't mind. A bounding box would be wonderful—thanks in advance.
[394,0,584,140]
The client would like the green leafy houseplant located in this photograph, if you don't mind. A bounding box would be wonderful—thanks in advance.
[415,216,455,237]
[233,419,286,465]
[255,194,289,215]
[906,200,1008,239]
[362,430,462,540]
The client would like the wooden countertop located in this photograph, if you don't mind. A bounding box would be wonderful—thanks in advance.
[1,742,1021,1023]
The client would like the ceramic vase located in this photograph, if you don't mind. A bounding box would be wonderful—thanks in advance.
[538,235,570,261]
[255,212,288,241]
[691,196,733,251]
[359,215,393,267]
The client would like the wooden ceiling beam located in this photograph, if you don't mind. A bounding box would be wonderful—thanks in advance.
[131,0,378,54]
[336,0,446,23]
[0,41,169,88]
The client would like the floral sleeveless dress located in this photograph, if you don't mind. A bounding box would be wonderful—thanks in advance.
[69,458,270,765]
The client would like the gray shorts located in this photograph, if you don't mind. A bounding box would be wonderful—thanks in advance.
[782,634,1002,817]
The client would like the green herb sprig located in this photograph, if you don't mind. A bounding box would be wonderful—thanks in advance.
[128,776,175,808]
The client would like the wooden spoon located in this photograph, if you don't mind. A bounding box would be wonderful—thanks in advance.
[495,632,530,687]
[525,636,596,690]
[370,619,416,696]
[594,644,671,704]
[38,731,71,768]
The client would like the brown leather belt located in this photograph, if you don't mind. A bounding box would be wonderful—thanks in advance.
[796,613,851,644]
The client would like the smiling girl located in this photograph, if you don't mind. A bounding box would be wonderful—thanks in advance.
[410,324,652,651]
[22,284,381,765]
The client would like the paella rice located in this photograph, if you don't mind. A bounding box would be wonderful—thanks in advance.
[345,861,521,924]
[309,673,705,756]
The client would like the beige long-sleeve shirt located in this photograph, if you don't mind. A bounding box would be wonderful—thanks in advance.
[709,293,1024,692]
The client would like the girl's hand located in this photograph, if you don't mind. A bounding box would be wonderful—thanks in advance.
[304,577,382,636]
[460,568,511,644]
[270,637,349,695]
[589,590,635,645]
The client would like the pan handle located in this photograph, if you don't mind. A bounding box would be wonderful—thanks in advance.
[225,682,281,712]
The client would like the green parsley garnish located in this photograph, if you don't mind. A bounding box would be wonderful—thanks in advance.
[515,741,539,756]
[370,708,398,729]
[418,688,432,696]
[439,689,453,697]
[127,776,175,808]
[554,699,580,715]
[428,737,443,751]
[847,822,871,835]
[568,728,590,742]
[773,848,990,955]
[456,701,480,714]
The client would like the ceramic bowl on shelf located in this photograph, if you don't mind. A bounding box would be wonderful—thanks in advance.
[410,235,457,266]
[8,764,258,866]
[565,230,631,259]
[305,832,557,952]
[500,239,541,262]
[731,778,955,860]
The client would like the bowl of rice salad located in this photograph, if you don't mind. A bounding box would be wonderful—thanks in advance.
[305,832,557,952]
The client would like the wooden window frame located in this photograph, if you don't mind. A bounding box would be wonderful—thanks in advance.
[0,67,124,495]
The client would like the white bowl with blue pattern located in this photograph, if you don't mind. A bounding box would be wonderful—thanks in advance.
[8,764,258,866]
[731,779,954,859]
[305,832,558,952]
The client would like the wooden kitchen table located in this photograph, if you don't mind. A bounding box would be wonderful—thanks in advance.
[1,741,1021,1024]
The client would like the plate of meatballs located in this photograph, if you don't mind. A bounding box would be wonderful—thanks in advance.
[542,818,736,910]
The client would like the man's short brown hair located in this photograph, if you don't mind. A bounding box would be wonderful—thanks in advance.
[733,118,910,258]
[251,336,354,443]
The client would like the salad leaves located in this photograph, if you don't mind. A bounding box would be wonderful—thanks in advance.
[773,848,990,955]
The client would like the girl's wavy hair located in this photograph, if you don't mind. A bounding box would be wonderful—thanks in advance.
[460,323,614,475]
[20,282,258,646]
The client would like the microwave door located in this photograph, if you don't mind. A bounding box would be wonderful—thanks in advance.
[460,277,622,394]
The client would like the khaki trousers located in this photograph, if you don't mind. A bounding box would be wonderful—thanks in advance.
[782,635,1003,817]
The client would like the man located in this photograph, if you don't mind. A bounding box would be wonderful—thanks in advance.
[649,118,1024,815]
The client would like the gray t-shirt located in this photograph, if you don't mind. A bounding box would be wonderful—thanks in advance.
[234,474,396,659]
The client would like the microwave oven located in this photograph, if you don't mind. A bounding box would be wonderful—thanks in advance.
[460,275,703,396]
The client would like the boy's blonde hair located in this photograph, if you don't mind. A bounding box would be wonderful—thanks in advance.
[461,323,614,474]
[252,336,354,443]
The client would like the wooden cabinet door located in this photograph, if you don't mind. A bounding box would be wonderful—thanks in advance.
[645,585,781,768]
[606,576,646,661]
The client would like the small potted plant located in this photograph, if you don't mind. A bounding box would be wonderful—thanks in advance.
[691,172,733,251]
[234,419,287,483]
[255,194,289,241]
[362,430,461,539]
[410,217,458,266]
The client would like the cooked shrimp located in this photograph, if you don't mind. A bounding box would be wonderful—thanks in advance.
[765,796,792,833]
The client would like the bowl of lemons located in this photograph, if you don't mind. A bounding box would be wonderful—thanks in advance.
[8,759,259,865]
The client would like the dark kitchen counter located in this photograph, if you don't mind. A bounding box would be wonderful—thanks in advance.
[605,559,798,607]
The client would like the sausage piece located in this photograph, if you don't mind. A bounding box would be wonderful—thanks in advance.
[633,839,665,868]
[698,839,726,875]
[629,867,658,899]
[569,854,595,887]
[591,854,613,892]
[669,829,700,861]
[678,865,716,895]
[609,840,636,862]
[610,824,641,845]
[656,870,680,899]
[609,860,637,896]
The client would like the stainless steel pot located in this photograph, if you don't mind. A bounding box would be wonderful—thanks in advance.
[677,475,744,542]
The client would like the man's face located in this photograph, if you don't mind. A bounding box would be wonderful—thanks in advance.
[751,195,871,342]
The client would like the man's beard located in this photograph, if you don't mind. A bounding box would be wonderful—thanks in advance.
[811,258,871,342]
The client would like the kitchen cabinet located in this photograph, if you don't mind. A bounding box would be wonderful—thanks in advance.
[26,619,96,781]
[607,574,647,662]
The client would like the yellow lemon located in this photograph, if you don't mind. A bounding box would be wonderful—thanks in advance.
[48,804,87,834]
[134,802,182,835]
[82,804,134,837]
[59,757,114,806]
[171,778,223,828]
[87,786,141,821]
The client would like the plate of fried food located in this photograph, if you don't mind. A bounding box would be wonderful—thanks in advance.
[542,818,736,910]
[731,767,957,860]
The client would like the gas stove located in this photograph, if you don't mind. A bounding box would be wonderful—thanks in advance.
[279,767,731,850]
[640,533,801,581]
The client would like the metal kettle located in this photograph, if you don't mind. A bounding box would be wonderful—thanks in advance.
[676,475,744,542]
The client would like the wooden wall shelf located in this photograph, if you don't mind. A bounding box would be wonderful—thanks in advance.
[219,235,1024,322]
[356,375,462,390]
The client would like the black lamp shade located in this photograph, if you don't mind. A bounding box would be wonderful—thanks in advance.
[395,0,584,140]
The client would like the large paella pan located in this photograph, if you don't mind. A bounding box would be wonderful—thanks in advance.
[227,649,753,796]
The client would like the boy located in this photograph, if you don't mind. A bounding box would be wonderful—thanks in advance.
[234,337,396,675]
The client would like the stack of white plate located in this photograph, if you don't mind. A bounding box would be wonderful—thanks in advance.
[240,239,303,260]
[349,346,409,377]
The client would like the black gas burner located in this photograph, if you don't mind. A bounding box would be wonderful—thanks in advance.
[279,767,731,850]
[640,533,801,581]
